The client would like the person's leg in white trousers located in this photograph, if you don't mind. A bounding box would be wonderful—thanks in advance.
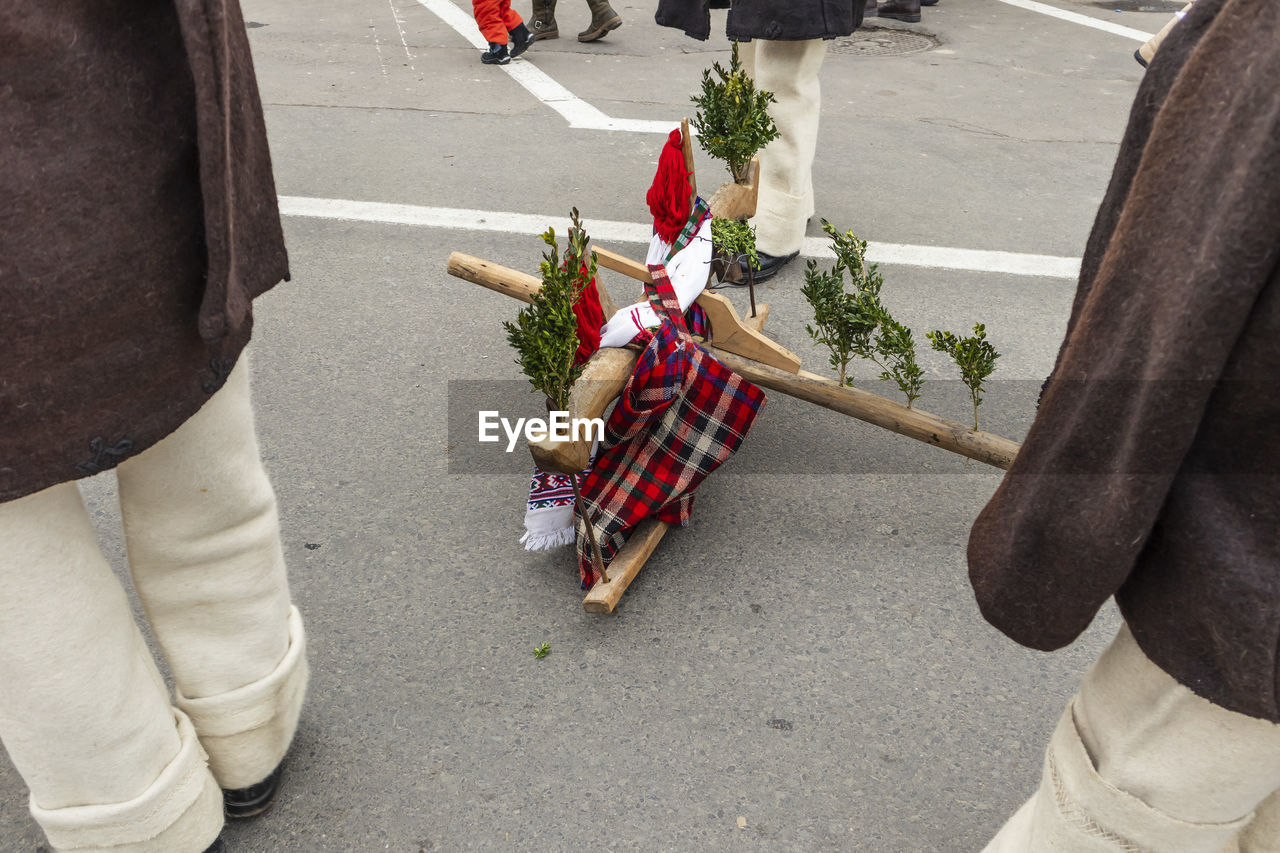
[740,37,828,258]
[0,356,307,852]
[984,624,1280,853]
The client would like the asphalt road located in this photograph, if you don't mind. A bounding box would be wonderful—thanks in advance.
[1,1,1166,850]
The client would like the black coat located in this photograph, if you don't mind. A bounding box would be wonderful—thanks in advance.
[967,0,1280,721]
[0,0,288,502]
[655,0,864,41]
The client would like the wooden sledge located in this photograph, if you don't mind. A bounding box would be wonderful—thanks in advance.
[446,250,1021,612]
[446,121,1021,613]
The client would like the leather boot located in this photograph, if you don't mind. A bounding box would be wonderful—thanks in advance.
[224,763,285,819]
[531,0,558,41]
[578,0,621,42]
[877,0,921,22]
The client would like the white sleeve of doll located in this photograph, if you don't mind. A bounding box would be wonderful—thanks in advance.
[598,218,713,349]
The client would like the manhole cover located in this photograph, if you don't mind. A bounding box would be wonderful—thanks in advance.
[829,26,938,57]
[1088,0,1183,11]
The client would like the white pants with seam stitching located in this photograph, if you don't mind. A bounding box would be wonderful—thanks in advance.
[740,37,828,257]
[985,624,1280,853]
[0,356,307,852]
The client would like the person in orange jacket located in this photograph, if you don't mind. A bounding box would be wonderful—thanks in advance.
[473,0,536,64]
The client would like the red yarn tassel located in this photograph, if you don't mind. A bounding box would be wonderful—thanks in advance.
[646,128,693,245]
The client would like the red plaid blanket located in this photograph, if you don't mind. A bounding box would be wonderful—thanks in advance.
[575,264,766,585]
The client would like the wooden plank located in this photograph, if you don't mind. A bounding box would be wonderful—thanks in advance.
[594,246,651,283]
[696,292,801,373]
[528,348,638,475]
[742,303,770,332]
[594,272,619,322]
[582,519,670,613]
[680,117,697,200]
[707,156,760,222]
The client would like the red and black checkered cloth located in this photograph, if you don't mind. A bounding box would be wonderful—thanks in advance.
[575,263,766,585]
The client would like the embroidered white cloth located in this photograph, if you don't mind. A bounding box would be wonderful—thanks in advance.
[520,441,598,551]
[520,468,579,551]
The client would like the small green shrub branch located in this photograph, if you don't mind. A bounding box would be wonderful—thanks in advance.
[504,208,597,411]
[802,221,924,406]
[800,260,876,387]
[691,42,780,185]
[872,317,925,409]
[926,324,1000,430]
[711,217,759,270]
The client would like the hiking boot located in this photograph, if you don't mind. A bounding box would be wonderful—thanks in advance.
[877,0,921,21]
[578,0,621,42]
[531,0,558,40]
[509,22,535,58]
[481,41,511,64]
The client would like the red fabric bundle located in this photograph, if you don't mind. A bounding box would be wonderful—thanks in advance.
[646,128,693,245]
[572,267,605,367]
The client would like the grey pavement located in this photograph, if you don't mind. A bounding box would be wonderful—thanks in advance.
[1,0,1167,850]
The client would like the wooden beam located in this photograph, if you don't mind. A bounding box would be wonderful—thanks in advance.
[582,519,670,613]
[707,156,760,222]
[594,246,650,283]
[447,250,619,319]
[528,348,638,474]
[447,253,539,304]
[593,273,619,322]
[447,250,1021,469]
[680,118,697,201]
[714,354,1021,470]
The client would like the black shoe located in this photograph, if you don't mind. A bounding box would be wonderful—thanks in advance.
[737,250,798,284]
[223,764,284,819]
[203,837,226,853]
[509,24,535,58]
[481,42,511,65]
[877,0,922,21]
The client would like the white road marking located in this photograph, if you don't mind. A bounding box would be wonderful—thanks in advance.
[413,0,1152,134]
[388,0,419,71]
[412,0,676,133]
[370,19,391,81]
[278,195,1082,279]
[991,0,1156,42]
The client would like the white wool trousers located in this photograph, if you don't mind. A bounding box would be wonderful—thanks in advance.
[740,37,828,257]
[985,624,1280,853]
[0,357,308,853]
